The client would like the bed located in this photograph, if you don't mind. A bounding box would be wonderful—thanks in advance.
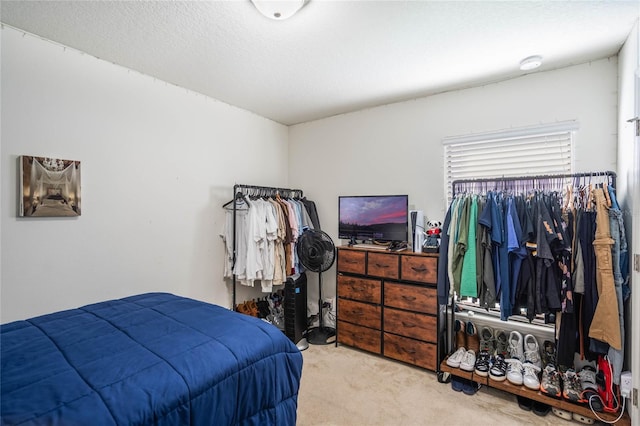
[1,293,303,425]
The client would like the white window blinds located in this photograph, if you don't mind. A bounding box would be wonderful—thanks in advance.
[443,121,577,202]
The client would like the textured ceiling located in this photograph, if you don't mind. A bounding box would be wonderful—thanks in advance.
[2,1,639,125]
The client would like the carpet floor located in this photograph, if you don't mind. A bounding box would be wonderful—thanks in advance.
[296,344,575,426]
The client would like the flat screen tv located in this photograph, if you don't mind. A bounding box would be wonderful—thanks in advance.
[338,195,409,243]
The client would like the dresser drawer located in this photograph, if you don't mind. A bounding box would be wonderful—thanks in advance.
[337,249,366,274]
[338,320,381,354]
[338,298,381,329]
[383,333,436,370]
[383,307,437,343]
[367,252,399,279]
[338,275,382,304]
[401,255,437,283]
[384,282,436,314]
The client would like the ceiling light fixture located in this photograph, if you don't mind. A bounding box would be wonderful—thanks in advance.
[519,55,543,71]
[251,0,308,20]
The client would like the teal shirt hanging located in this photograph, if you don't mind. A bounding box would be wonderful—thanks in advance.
[460,195,478,298]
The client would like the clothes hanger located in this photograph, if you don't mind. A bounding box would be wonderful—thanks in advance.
[602,174,612,207]
[563,183,573,211]
[223,191,250,209]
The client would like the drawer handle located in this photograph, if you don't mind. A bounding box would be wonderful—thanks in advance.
[401,321,416,328]
[401,295,416,301]
[404,348,417,355]
[411,266,427,272]
[346,260,359,264]
[375,263,389,268]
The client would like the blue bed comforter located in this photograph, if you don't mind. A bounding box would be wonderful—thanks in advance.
[1,293,303,425]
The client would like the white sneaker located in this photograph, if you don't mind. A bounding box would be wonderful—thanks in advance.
[523,361,541,390]
[552,407,572,421]
[446,347,466,368]
[523,334,541,369]
[505,358,524,385]
[460,350,476,372]
[509,330,524,361]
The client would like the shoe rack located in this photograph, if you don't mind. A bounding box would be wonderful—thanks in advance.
[439,307,630,425]
[440,359,630,425]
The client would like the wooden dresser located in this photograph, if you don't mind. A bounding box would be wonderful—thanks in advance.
[336,246,439,371]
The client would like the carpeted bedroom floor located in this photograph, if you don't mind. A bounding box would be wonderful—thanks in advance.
[296,343,574,426]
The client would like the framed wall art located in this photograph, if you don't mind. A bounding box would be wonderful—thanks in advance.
[19,155,81,217]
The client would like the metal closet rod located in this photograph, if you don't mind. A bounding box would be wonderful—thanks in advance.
[452,170,616,195]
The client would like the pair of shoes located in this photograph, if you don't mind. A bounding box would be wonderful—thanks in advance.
[462,380,481,395]
[532,401,551,416]
[540,363,562,398]
[578,365,603,411]
[489,354,508,381]
[508,331,541,367]
[474,350,491,376]
[562,369,583,402]
[446,347,467,368]
[451,376,465,392]
[572,412,595,424]
[518,396,549,416]
[516,395,533,411]
[453,320,479,359]
[236,301,258,316]
[451,377,481,395]
[506,358,540,389]
[256,299,270,318]
[552,407,572,421]
[479,326,495,353]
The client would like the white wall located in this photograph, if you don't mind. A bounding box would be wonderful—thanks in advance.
[0,26,623,328]
[0,27,290,322]
[617,20,639,423]
[289,57,619,306]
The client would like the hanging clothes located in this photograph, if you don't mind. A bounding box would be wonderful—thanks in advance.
[606,184,627,384]
[588,187,621,350]
[460,195,478,297]
[222,187,319,293]
[437,201,454,306]
[476,196,496,309]
[577,209,599,359]
[438,172,625,385]
[446,196,464,298]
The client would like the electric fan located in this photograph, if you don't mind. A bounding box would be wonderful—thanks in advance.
[296,229,336,345]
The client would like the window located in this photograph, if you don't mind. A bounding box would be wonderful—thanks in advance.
[443,121,577,202]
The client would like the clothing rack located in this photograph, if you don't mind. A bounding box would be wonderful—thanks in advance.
[223,183,304,309]
[438,170,617,381]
